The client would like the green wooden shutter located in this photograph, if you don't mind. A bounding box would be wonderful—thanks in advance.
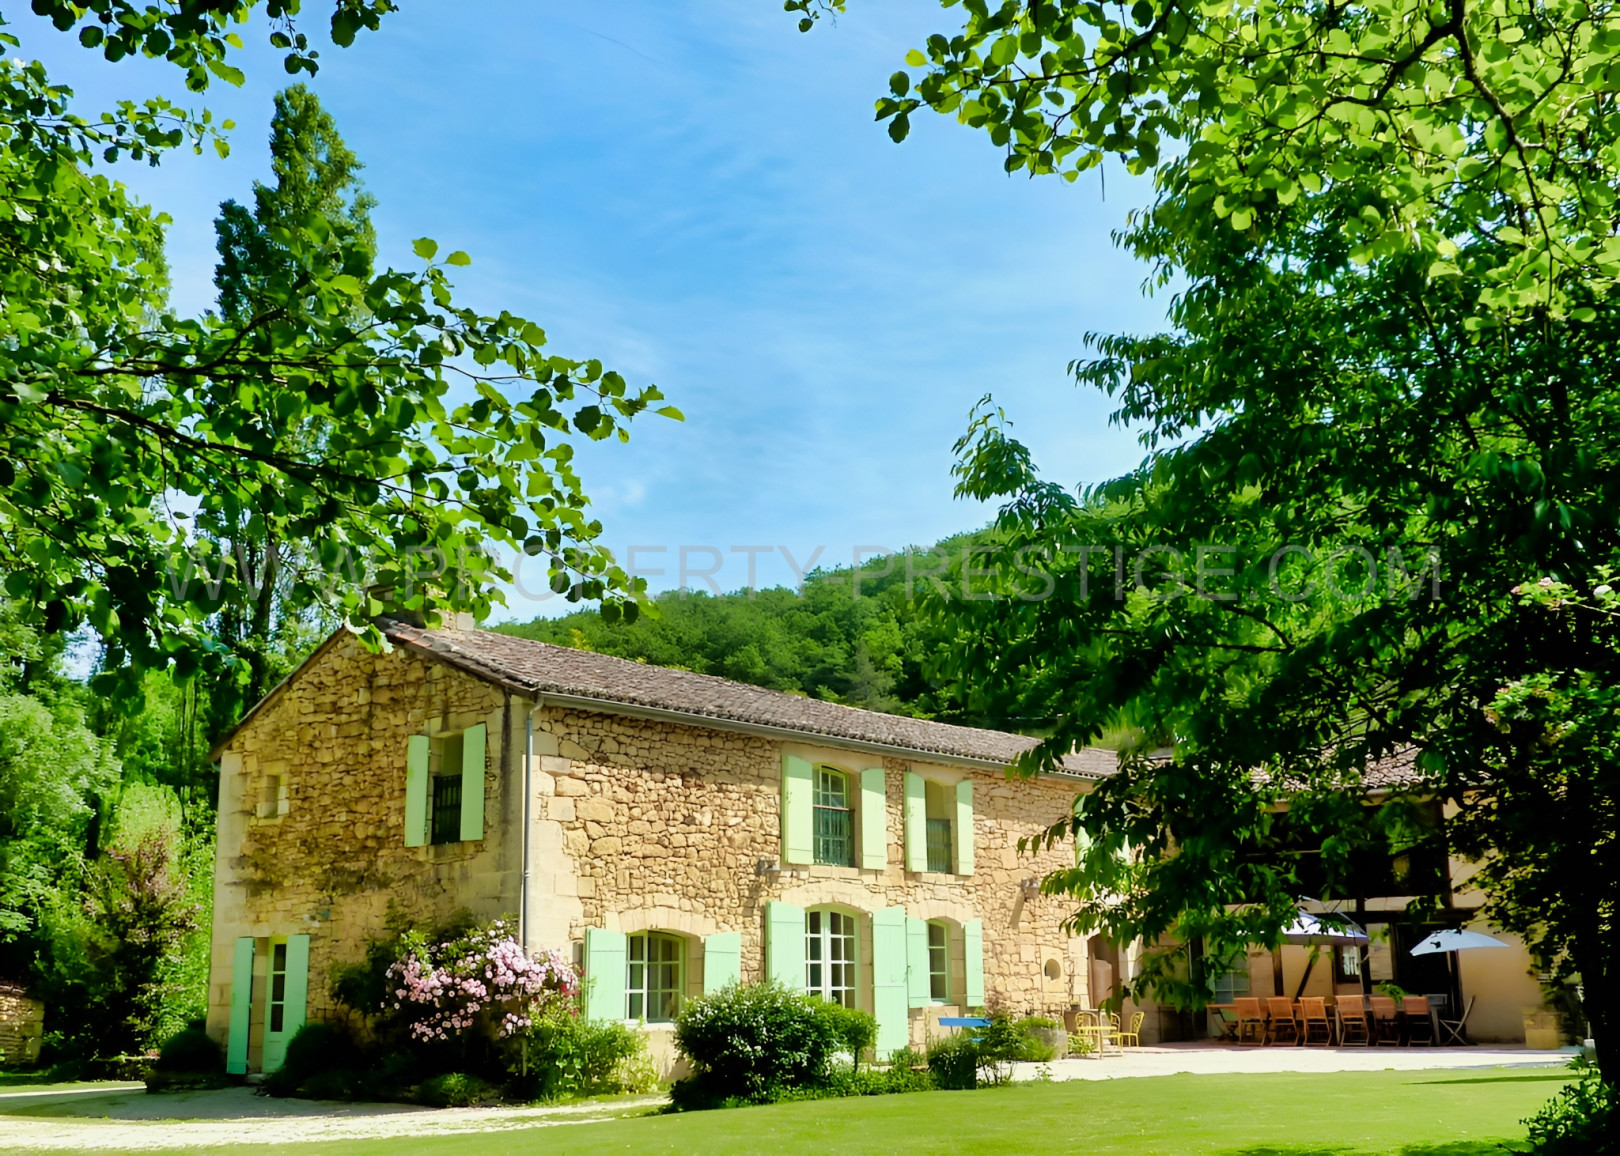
[764,901,806,988]
[781,755,813,865]
[584,928,628,1021]
[284,934,310,1038]
[872,907,909,1056]
[703,932,742,994]
[903,772,927,872]
[859,768,887,870]
[459,722,487,841]
[964,919,985,1008]
[405,734,430,847]
[954,778,974,875]
[905,917,930,1008]
[226,936,254,1074]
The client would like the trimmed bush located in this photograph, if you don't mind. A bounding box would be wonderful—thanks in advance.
[819,1001,878,1068]
[153,1028,221,1073]
[673,981,845,1103]
[518,1004,656,1099]
[262,1021,362,1098]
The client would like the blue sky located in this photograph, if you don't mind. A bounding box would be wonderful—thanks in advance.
[15,1,1166,620]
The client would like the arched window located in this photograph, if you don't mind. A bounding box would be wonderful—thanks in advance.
[805,908,857,1007]
[812,766,854,867]
[626,931,684,1022]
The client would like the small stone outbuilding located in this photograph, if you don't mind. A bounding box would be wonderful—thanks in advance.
[205,618,1122,1074]
[0,978,44,1067]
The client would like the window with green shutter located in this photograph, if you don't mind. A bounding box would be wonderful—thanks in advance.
[780,756,813,865]
[927,921,950,1002]
[702,932,742,994]
[409,724,487,846]
[964,919,985,1008]
[584,928,628,1022]
[626,931,684,1022]
[924,780,953,873]
[812,766,854,867]
[764,901,806,987]
[859,768,887,869]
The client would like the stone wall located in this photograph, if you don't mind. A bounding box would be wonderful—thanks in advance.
[210,633,1111,1065]
[525,707,1096,1047]
[0,983,43,1066]
[206,634,526,1053]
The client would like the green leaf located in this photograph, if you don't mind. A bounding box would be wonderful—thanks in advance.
[445,251,472,267]
[412,237,439,260]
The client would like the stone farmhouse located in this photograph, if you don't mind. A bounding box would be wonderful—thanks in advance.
[204,618,1557,1076]
[204,618,1119,1075]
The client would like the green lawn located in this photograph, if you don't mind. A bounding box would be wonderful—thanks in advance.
[0,1075,141,1094]
[196,1067,1573,1156]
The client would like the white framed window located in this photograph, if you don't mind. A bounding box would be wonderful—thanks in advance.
[805,909,857,1007]
[1211,959,1250,1004]
[813,767,854,866]
[927,921,950,1002]
[626,931,684,1022]
[268,939,289,1034]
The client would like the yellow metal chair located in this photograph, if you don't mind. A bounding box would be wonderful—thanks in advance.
[1111,1010,1145,1048]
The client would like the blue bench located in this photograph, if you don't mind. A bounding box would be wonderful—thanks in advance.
[938,1015,991,1042]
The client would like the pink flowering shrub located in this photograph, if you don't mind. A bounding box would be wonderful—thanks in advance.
[384,918,577,1043]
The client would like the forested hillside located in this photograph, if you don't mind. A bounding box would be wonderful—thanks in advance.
[498,534,989,724]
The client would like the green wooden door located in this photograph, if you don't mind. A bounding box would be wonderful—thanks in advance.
[226,936,253,1075]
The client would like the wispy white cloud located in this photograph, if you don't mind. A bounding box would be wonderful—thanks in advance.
[15,0,1166,617]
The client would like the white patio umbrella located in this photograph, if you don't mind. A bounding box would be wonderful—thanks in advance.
[1280,910,1369,998]
[1410,929,1509,955]
[1282,910,1370,946]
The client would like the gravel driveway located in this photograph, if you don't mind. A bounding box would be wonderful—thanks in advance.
[0,1085,663,1151]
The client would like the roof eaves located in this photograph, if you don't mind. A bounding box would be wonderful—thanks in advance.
[532,688,1104,779]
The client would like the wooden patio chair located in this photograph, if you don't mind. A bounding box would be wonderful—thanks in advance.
[1112,1011,1145,1048]
[1233,997,1266,1045]
[1402,996,1435,1045]
[1438,996,1476,1045]
[1336,994,1371,1046]
[1368,995,1401,1044]
[1265,997,1300,1046]
[1299,997,1332,1046]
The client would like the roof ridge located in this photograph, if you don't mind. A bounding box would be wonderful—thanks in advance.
[379,619,1116,778]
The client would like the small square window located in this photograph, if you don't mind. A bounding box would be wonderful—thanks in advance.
[255,774,285,819]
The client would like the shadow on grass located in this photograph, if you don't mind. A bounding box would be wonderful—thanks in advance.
[1415,1073,1571,1086]
[1230,1144,1516,1156]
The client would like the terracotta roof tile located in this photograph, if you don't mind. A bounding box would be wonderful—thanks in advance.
[381,620,1118,778]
